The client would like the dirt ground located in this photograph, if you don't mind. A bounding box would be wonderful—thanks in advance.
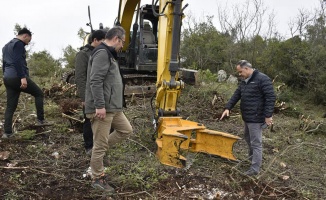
[0,83,325,199]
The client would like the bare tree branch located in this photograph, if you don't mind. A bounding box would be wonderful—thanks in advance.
[217,0,274,42]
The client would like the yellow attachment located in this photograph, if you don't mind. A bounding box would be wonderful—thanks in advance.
[156,133,187,168]
[155,81,181,115]
[156,117,241,168]
[189,129,240,160]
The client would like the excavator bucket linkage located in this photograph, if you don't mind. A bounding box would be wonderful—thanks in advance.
[156,117,241,168]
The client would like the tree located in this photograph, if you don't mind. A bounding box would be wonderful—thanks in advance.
[77,27,88,43]
[217,0,275,42]
[181,15,231,73]
[27,50,61,77]
[302,1,326,104]
[257,37,281,77]
[288,8,315,38]
[242,35,267,67]
[14,23,24,35]
[61,45,78,69]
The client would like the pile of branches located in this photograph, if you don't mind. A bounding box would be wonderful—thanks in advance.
[43,83,77,103]
[44,83,83,131]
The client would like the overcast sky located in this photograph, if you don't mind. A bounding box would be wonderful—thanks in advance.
[0,0,321,60]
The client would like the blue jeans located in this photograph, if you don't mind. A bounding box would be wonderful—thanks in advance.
[3,77,44,134]
[244,122,263,172]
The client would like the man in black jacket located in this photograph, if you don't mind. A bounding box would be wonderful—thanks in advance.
[220,60,276,176]
[2,28,51,139]
[75,30,106,154]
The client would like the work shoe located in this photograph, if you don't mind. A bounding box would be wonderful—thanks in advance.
[92,174,115,193]
[37,119,54,126]
[1,133,15,139]
[244,169,259,176]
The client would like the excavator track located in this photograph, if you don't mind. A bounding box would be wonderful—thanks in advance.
[123,73,157,96]
[62,70,157,96]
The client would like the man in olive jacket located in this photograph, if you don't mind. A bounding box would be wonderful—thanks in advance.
[85,26,133,192]
[220,60,276,176]
[75,30,105,154]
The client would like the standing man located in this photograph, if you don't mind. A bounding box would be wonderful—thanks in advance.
[75,30,106,154]
[85,26,133,192]
[2,28,50,138]
[220,60,276,176]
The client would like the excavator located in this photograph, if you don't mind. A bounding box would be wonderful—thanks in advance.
[78,0,241,168]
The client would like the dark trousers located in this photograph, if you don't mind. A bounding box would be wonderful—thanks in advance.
[3,77,44,134]
[83,106,93,150]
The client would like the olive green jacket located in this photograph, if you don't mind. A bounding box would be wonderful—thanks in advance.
[75,44,94,102]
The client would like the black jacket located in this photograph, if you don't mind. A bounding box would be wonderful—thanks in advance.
[2,38,29,78]
[225,70,276,123]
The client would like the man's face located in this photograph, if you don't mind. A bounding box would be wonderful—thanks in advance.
[22,34,32,45]
[236,65,251,79]
[93,38,104,47]
[114,35,125,52]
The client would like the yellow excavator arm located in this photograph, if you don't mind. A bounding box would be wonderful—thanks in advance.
[117,0,241,168]
[115,0,139,51]
[115,0,182,114]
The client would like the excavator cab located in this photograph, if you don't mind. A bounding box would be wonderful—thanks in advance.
[115,4,159,94]
[119,4,159,73]
[135,5,159,72]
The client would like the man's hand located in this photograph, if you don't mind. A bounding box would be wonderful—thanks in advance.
[220,109,230,120]
[20,78,27,89]
[95,108,106,120]
[265,117,273,126]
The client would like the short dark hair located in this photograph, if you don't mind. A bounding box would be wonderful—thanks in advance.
[18,28,32,36]
[237,60,252,68]
[105,26,125,40]
[91,30,106,41]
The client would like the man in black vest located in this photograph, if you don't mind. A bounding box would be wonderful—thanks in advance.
[2,28,51,138]
[220,60,276,176]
